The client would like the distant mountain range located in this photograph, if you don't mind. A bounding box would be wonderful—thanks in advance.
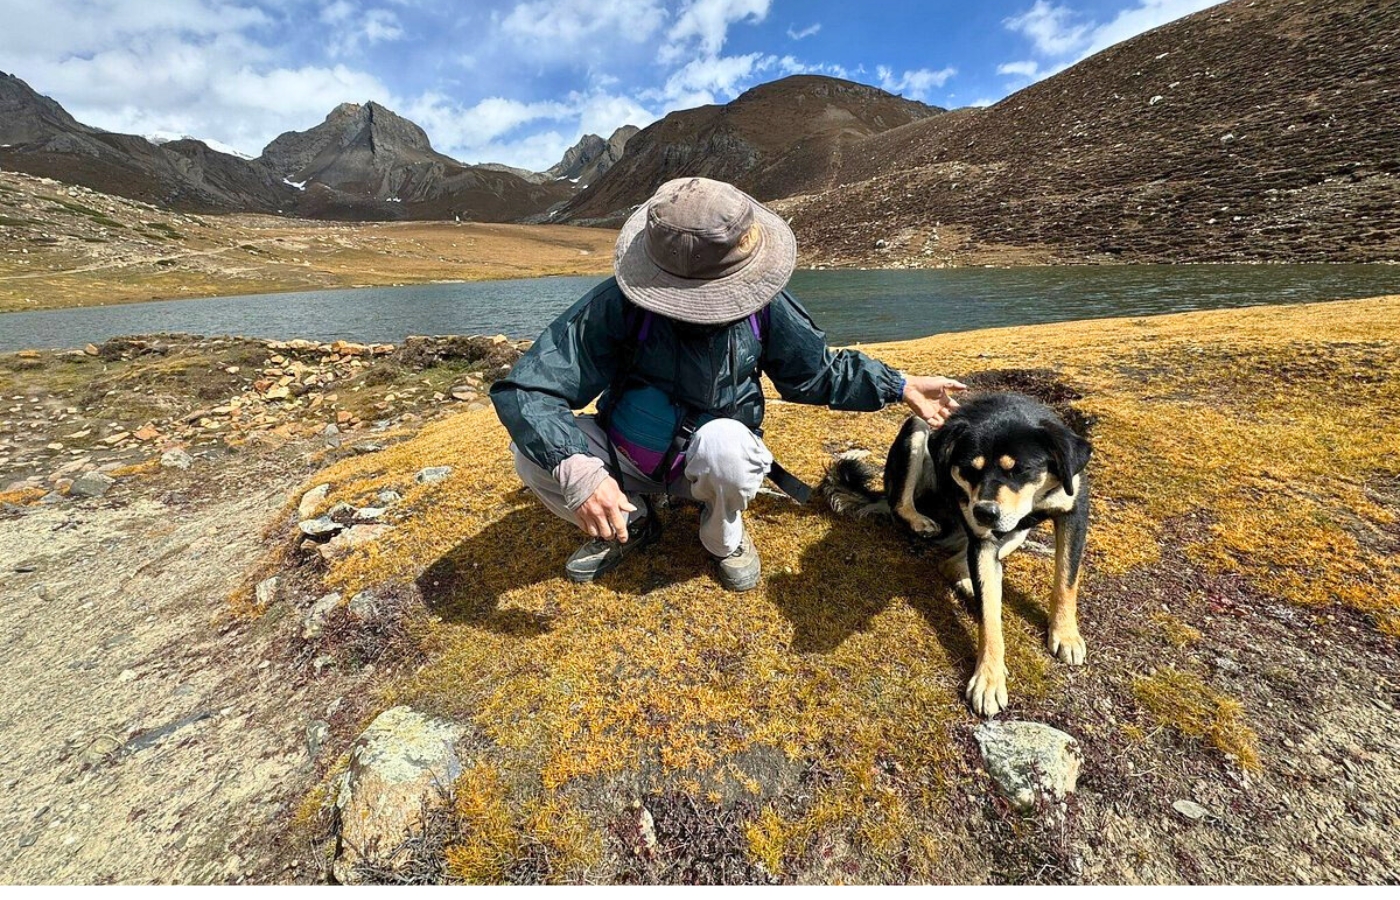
[2,0,1395,263]
[0,74,642,223]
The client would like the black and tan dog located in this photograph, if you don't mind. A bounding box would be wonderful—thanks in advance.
[822,393,1092,717]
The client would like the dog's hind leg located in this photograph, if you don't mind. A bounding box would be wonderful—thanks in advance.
[965,538,1009,717]
[887,417,941,537]
[1047,494,1090,665]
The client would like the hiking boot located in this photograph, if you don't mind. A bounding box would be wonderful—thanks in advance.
[715,530,761,592]
[564,514,661,583]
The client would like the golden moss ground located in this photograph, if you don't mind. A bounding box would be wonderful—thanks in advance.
[300,295,1400,880]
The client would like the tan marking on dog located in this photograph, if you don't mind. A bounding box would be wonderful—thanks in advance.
[970,455,985,471]
[999,454,1016,471]
[994,473,1047,524]
[1048,515,1087,665]
[966,540,1008,716]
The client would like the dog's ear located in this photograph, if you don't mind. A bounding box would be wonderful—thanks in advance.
[1042,419,1091,495]
[932,416,969,472]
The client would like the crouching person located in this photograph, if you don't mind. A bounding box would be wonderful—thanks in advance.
[490,177,965,591]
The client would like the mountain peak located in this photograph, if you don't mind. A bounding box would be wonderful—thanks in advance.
[545,126,640,187]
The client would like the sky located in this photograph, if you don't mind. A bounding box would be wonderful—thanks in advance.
[0,0,1225,171]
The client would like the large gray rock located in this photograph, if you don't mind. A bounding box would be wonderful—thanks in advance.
[332,706,464,884]
[298,483,330,519]
[974,721,1082,814]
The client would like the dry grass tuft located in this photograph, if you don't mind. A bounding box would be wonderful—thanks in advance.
[1132,668,1261,771]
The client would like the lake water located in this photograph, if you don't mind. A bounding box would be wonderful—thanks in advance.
[2,264,1397,352]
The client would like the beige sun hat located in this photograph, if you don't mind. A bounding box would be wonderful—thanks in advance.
[613,176,797,325]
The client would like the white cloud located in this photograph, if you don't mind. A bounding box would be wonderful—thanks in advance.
[876,65,957,102]
[969,98,995,108]
[996,60,1044,79]
[786,22,820,41]
[1000,0,1224,85]
[500,0,667,62]
[322,5,407,57]
[659,0,771,64]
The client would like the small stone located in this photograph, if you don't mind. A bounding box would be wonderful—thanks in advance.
[974,721,1082,814]
[265,385,291,400]
[84,343,100,356]
[69,471,116,498]
[332,707,464,884]
[35,585,53,602]
[302,593,342,640]
[347,591,379,620]
[352,443,385,455]
[100,432,130,446]
[306,720,330,760]
[376,490,403,506]
[117,669,138,683]
[160,448,194,470]
[133,425,161,442]
[298,484,330,519]
[254,576,279,610]
[450,386,477,402]
[336,410,353,425]
[1172,799,1209,821]
[415,466,452,485]
[354,507,385,521]
[318,524,390,561]
[299,516,343,539]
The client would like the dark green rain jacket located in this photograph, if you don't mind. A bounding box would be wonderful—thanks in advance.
[490,277,906,474]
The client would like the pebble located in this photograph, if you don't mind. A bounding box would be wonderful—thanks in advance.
[376,490,402,505]
[354,507,385,521]
[1172,799,1209,821]
[415,465,452,485]
[117,669,137,683]
[254,576,279,609]
[35,585,53,602]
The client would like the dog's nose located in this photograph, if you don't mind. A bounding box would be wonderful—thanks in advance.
[973,502,1000,526]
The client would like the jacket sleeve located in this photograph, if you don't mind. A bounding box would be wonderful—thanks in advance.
[762,290,906,411]
[489,279,629,473]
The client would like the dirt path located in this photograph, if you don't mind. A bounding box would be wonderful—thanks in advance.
[0,454,331,884]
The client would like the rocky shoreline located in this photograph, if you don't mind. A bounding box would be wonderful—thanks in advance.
[1,332,529,510]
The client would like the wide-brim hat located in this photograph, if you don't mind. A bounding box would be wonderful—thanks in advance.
[614,176,797,325]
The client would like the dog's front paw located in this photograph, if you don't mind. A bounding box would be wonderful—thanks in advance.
[1048,626,1087,665]
[965,664,1009,717]
[953,577,974,600]
[904,512,942,538]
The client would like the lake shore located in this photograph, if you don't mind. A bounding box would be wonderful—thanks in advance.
[2,295,1397,883]
[0,171,617,314]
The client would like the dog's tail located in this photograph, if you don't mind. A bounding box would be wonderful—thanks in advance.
[820,450,890,519]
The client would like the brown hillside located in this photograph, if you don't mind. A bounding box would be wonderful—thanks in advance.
[560,75,940,225]
[784,0,1400,265]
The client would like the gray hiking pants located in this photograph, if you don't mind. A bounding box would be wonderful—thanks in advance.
[511,415,773,557]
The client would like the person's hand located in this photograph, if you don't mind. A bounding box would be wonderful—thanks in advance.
[577,475,637,543]
[902,375,968,428]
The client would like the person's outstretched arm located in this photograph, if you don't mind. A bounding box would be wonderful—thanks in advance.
[762,291,965,424]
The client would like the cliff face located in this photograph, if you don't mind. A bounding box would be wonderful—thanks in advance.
[784,0,1400,265]
[546,125,640,187]
[558,76,940,225]
[0,71,297,213]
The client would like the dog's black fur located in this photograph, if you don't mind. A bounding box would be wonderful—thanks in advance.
[823,392,1093,717]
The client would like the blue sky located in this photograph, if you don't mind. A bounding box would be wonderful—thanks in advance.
[0,0,1223,170]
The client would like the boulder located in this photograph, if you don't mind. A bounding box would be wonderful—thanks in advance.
[332,706,464,883]
[973,721,1082,814]
[299,516,343,539]
[69,471,116,498]
[318,524,390,561]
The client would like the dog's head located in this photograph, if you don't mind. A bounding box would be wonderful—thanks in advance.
[935,405,1091,539]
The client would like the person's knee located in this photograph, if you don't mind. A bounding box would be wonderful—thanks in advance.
[511,441,546,486]
[687,418,769,491]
